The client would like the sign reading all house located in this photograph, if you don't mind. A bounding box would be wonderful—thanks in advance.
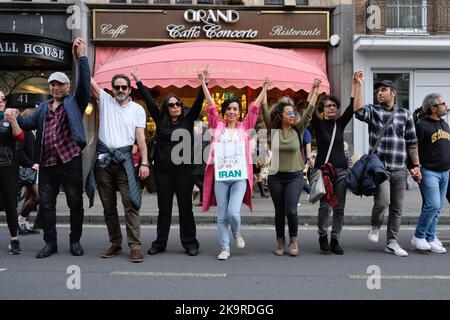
[93,9,329,43]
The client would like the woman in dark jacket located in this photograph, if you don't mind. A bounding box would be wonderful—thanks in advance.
[131,67,205,256]
[1,91,25,254]
[309,71,363,255]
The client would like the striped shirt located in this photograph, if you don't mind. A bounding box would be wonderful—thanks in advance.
[355,104,417,171]
[41,101,81,167]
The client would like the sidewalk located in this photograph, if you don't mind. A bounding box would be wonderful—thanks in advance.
[4,187,448,226]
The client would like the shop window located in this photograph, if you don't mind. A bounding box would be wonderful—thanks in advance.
[131,0,148,2]
[198,0,214,4]
[386,0,427,34]
[110,0,127,3]
[373,72,410,109]
[154,0,170,3]
[176,0,192,3]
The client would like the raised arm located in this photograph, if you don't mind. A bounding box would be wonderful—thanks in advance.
[353,70,364,112]
[131,66,159,123]
[186,71,208,121]
[296,78,321,132]
[198,67,214,107]
[253,77,271,107]
[72,38,91,113]
[260,87,271,129]
[90,78,101,101]
[243,78,271,129]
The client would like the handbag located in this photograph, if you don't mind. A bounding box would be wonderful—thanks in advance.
[19,167,38,185]
[309,123,336,204]
[346,108,396,196]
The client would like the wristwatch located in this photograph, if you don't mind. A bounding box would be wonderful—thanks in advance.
[141,161,150,167]
[412,164,421,168]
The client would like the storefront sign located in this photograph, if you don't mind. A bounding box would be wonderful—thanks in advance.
[93,9,329,43]
[0,40,69,63]
[9,93,51,108]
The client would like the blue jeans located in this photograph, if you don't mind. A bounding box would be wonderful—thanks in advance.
[214,179,247,251]
[415,168,449,241]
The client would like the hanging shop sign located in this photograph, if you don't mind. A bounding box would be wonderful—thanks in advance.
[0,40,69,64]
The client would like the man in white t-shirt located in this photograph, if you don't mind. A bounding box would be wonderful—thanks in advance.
[89,74,149,263]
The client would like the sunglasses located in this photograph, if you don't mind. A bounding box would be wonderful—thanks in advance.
[284,111,298,117]
[168,101,182,109]
[113,85,129,91]
[0,97,6,103]
[325,103,337,109]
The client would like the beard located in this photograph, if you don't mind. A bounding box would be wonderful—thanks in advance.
[115,93,129,102]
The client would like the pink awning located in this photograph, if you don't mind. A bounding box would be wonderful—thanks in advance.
[93,42,329,93]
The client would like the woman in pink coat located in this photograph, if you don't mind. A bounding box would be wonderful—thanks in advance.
[200,70,271,260]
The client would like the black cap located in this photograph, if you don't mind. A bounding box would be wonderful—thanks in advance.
[374,80,397,90]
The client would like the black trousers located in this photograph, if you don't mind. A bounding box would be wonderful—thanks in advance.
[39,156,84,244]
[0,164,19,237]
[152,171,199,251]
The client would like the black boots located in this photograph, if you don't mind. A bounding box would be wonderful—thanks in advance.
[319,235,330,252]
[330,238,344,255]
[319,236,344,255]
[257,182,269,198]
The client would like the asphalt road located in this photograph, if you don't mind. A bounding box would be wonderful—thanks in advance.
[1,224,450,301]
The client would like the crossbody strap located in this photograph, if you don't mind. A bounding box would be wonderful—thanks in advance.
[370,107,396,156]
[324,123,337,163]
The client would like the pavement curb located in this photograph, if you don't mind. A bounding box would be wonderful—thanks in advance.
[3,215,450,225]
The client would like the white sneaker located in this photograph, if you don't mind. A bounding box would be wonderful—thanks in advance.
[428,240,446,254]
[384,241,408,257]
[411,236,431,251]
[368,227,380,243]
[218,250,230,260]
[435,237,443,247]
[235,235,245,249]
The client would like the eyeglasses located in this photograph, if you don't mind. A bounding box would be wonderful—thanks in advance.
[325,103,337,109]
[168,101,181,109]
[0,97,6,103]
[113,85,129,91]
[437,102,447,107]
[284,111,298,117]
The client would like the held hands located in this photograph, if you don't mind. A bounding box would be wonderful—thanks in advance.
[410,167,422,183]
[353,70,364,86]
[72,37,86,60]
[4,108,19,123]
[131,66,141,83]
[32,163,40,171]
[263,77,272,90]
[139,165,150,180]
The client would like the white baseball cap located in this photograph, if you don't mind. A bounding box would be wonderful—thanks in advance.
[48,72,70,84]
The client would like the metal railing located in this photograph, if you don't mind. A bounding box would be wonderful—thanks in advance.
[365,0,450,34]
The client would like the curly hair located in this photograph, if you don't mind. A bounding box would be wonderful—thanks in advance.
[270,96,295,129]
[221,97,242,118]
[318,95,341,113]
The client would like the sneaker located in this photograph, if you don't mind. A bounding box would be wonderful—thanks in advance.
[235,235,245,249]
[18,223,29,235]
[25,221,39,235]
[435,237,443,247]
[428,240,446,254]
[368,227,380,243]
[8,239,22,255]
[411,236,431,251]
[384,241,408,257]
[218,250,230,260]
